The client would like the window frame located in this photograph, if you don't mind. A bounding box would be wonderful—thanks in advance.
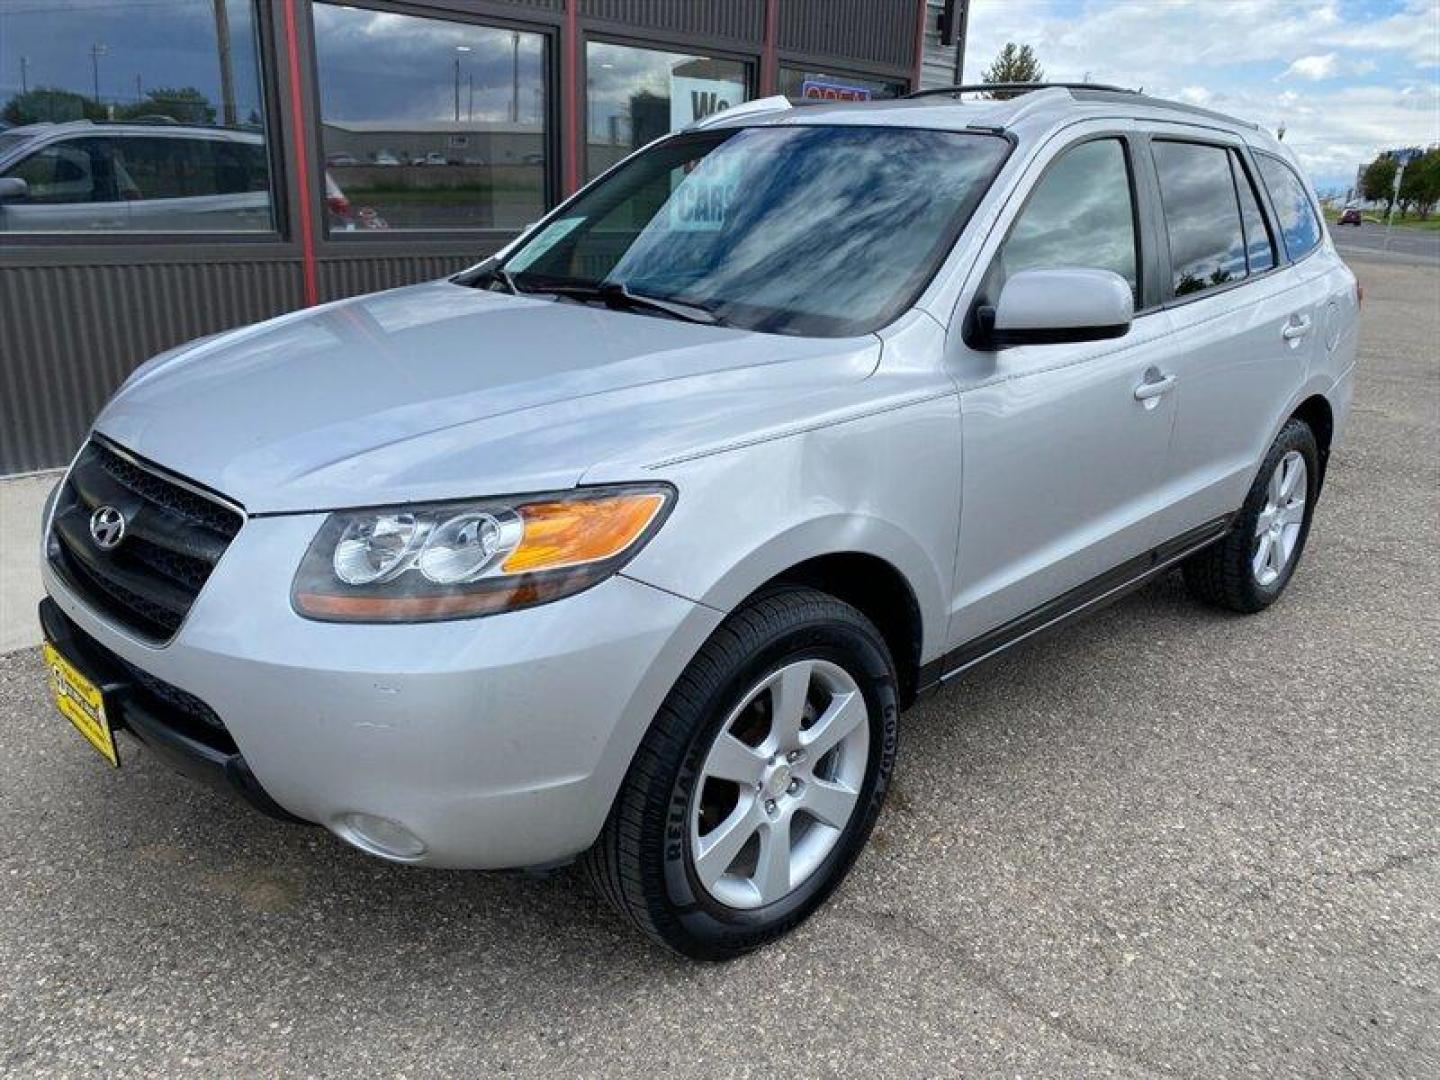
[0,0,287,248]
[1138,132,1290,310]
[305,0,560,244]
[1227,147,1278,277]
[965,130,1152,348]
[580,31,758,184]
[1251,149,1324,267]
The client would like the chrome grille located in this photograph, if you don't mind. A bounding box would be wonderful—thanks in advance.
[47,439,243,642]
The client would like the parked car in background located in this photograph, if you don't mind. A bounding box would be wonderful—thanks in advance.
[0,120,274,232]
[37,86,1358,960]
[0,120,382,234]
[374,150,401,166]
[1338,205,1363,226]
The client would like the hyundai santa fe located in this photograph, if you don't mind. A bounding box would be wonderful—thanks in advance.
[38,85,1359,959]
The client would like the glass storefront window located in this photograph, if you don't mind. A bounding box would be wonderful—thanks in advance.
[778,67,906,103]
[312,4,547,233]
[586,42,748,180]
[0,0,273,233]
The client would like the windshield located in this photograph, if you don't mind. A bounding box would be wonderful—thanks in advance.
[499,125,1010,336]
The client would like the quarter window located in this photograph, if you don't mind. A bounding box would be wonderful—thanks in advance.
[586,42,750,181]
[1231,151,1276,275]
[1152,141,1247,297]
[1255,153,1322,260]
[0,0,274,234]
[995,138,1139,302]
[312,3,548,232]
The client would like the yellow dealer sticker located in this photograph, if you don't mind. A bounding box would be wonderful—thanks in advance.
[42,641,119,768]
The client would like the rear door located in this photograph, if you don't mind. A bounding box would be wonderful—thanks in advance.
[944,125,1184,649]
[1142,132,1321,536]
[118,134,271,232]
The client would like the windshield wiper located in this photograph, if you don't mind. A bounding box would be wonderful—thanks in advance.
[546,281,721,325]
[482,265,524,295]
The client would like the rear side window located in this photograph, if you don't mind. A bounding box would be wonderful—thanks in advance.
[1231,152,1275,274]
[995,138,1139,302]
[1256,153,1322,260]
[1152,140,1247,297]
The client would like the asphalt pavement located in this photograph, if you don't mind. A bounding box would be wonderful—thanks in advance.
[0,254,1436,1078]
[1331,221,1440,265]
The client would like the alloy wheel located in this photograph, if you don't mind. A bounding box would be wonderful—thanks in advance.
[689,659,870,910]
[1253,450,1307,587]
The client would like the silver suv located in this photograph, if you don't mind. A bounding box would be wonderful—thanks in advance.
[38,86,1359,959]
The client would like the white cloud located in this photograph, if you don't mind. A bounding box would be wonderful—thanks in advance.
[1283,54,1339,80]
[964,0,1440,190]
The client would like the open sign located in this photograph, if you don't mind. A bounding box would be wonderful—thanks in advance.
[800,79,872,102]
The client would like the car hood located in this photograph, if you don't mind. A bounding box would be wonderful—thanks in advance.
[95,281,882,513]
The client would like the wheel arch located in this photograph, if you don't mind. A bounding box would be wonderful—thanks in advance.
[744,551,926,708]
[1290,393,1335,489]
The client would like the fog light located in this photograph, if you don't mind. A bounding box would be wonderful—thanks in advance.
[335,812,427,861]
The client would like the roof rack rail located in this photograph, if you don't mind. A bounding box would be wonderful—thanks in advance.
[906,82,1135,99]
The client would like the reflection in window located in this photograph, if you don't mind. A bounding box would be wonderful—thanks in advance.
[0,0,272,233]
[505,126,1007,337]
[777,68,905,102]
[586,42,748,180]
[995,139,1138,301]
[313,3,546,232]
[1256,153,1321,261]
[1231,152,1275,274]
[1152,141,1247,297]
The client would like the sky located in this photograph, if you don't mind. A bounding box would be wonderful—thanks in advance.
[964,0,1440,193]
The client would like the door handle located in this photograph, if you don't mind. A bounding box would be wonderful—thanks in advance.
[1282,316,1312,341]
[1133,373,1176,401]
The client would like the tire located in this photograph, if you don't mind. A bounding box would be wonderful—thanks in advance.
[1182,417,1319,613]
[583,586,899,960]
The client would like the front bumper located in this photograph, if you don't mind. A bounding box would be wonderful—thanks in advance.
[41,511,722,869]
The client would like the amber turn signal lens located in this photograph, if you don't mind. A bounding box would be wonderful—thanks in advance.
[501,492,667,574]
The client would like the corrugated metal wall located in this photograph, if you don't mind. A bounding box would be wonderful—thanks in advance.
[581,0,764,43]
[1,259,303,472]
[317,254,476,303]
[778,0,919,70]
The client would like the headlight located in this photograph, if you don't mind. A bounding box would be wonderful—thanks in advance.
[292,485,674,622]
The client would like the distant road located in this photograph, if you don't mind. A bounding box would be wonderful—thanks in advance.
[1331,221,1440,265]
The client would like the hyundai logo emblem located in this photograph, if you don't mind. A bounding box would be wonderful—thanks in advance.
[89,505,127,550]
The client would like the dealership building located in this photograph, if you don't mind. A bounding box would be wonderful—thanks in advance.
[0,0,967,473]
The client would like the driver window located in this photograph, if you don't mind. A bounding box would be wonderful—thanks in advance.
[993,138,1139,303]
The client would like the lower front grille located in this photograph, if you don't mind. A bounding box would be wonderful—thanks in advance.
[47,439,244,643]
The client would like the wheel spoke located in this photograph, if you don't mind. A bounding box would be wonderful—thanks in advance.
[1268,462,1285,504]
[1268,531,1288,574]
[752,815,792,904]
[1279,499,1306,527]
[694,798,759,890]
[704,732,768,785]
[802,777,860,829]
[800,689,866,762]
[765,661,813,749]
[1253,534,1273,579]
[1280,456,1304,501]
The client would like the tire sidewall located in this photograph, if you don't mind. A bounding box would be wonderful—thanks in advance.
[658,612,898,954]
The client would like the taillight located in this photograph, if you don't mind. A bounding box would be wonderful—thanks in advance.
[326,194,351,218]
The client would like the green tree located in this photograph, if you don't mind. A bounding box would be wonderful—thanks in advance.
[115,87,217,126]
[1360,154,1398,217]
[1399,148,1440,220]
[2,86,106,125]
[981,43,1044,99]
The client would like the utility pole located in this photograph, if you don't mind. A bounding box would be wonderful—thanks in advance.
[19,55,28,95]
[453,55,461,122]
[214,0,237,126]
[511,31,520,123]
[90,43,107,105]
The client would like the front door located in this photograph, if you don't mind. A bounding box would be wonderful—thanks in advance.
[945,132,1181,651]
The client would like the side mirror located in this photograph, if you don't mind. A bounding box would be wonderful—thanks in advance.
[0,176,29,202]
[980,267,1133,347]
